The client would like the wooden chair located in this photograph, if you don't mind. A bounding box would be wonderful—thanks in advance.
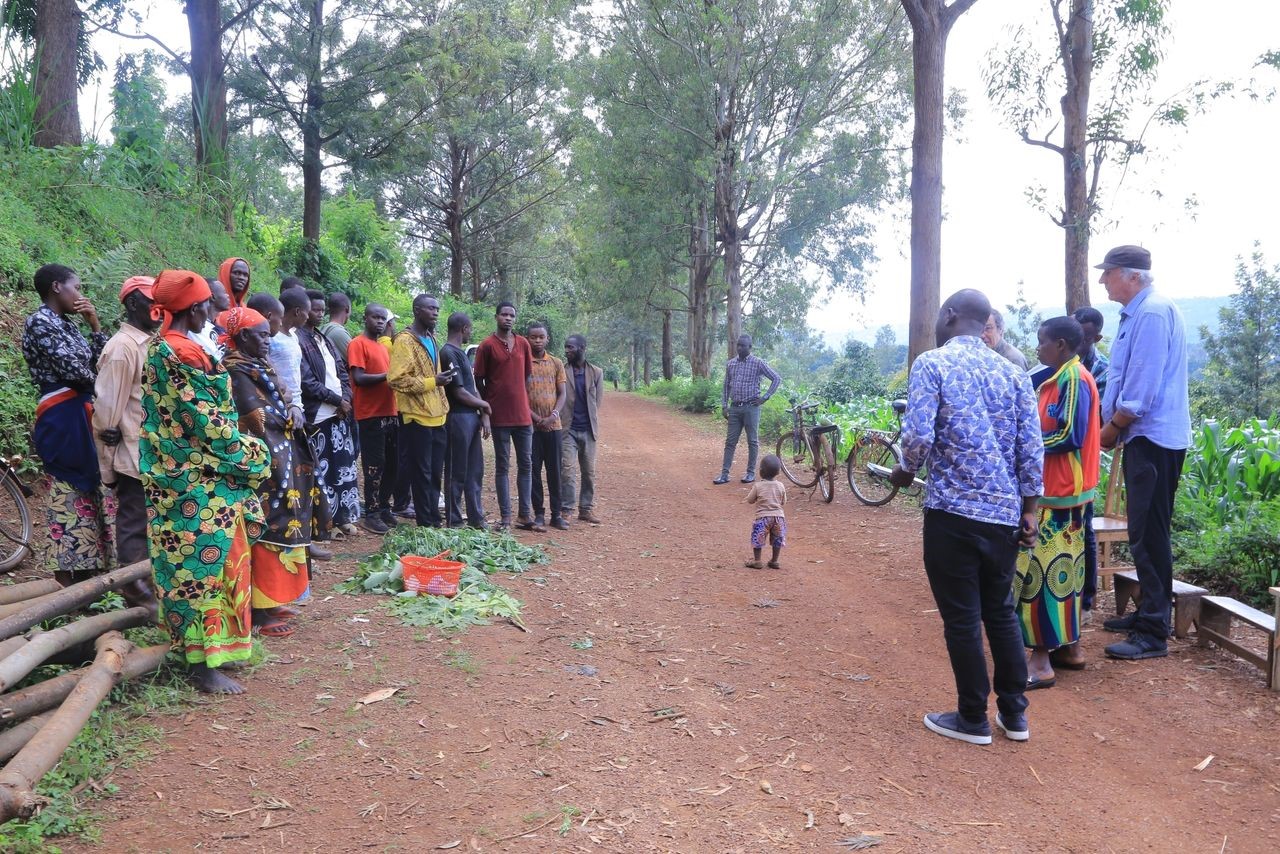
[1093,450,1128,590]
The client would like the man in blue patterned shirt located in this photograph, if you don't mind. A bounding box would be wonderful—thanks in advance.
[891,289,1043,745]
[714,335,781,485]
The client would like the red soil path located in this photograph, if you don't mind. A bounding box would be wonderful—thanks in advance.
[81,391,1279,852]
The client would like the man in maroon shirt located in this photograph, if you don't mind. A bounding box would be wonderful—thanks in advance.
[473,302,539,531]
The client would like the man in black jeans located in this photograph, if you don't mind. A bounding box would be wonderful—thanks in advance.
[1095,245,1191,659]
[892,289,1043,745]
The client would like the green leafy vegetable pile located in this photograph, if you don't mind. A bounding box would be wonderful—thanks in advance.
[336,526,547,633]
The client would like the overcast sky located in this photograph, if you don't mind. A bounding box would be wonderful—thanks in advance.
[809,0,1280,344]
[82,2,1277,346]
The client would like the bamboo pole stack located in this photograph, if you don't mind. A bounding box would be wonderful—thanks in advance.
[0,561,170,824]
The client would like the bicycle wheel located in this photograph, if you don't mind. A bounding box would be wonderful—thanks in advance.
[0,473,32,571]
[816,433,837,503]
[775,433,819,488]
[846,435,900,506]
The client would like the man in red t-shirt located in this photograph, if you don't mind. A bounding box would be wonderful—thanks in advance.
[473,301,538,531]
[348,303,399,534]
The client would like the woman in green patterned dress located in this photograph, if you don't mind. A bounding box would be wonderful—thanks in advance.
[141,270,269,694]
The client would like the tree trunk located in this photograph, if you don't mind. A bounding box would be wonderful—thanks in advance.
[687,202,716,378]
[0,607,150,693]
[902,0,978,364]
[0,644,167,725]
[1060,0,1093,312]
[469,255,483,302]
[0,579,60,607]
[905,8,945,365]
[661,309,674,380]
[300,0,325,244]
[0,560,150,641]
[185,0,232,231]
[0,633,133,823]
[32,0,81,148]
[628,337,638,391]
[642,336,651,386]
[447,137,465,297]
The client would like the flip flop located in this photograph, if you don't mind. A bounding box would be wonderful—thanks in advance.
[268,606,302,620]
[1025,676,1056,690]
[516,519,546,533]
[1049,653,1087,671]
[256,620,295,638]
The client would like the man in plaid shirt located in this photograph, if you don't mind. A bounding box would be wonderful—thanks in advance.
[715,334,781,485]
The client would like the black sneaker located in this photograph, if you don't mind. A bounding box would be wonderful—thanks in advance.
[996,712,1029,742]
[380,509,396,527]
[923,711,991,745]
[393,505,416,519]
[1105,632,1168,660]
[360,515,389,535]
[1102,612,1137,633]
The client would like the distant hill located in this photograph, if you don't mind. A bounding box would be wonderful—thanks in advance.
[842,294,1230,348]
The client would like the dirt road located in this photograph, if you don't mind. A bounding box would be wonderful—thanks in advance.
[86,392,1280,852]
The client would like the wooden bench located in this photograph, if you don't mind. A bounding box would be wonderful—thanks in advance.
[1093,451,1127,590]
[1196,591,1280,690]
[1111,570,1208,638]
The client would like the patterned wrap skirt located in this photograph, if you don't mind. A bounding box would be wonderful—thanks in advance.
[1013,504,1086,650]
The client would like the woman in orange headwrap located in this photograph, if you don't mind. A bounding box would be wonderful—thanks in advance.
[141,271,269,694]
[219,257,251,308]
[223,306,315,638]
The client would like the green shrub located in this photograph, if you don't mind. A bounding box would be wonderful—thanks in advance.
[1174,494,1280,609]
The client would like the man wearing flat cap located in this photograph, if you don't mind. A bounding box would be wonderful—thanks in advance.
[1094,244,1190,661]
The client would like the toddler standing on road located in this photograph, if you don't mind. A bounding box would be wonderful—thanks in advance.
[745,455,786,569]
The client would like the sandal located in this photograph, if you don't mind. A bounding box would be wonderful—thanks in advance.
[516,518,546,533]
[268,606,302,620]
[767,561,782,570]
[744,560,764,569]
[256,620,295,638]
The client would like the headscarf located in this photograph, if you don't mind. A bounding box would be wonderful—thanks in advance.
[219,257,250,308]
[218,307,268,350]
[152,270,212,335]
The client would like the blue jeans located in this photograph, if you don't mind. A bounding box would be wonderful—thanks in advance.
[492,425,533,522]
[720,402,761,477]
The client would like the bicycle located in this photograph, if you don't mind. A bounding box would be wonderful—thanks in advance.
[0,455,33,571]
[774,399,840,503]
[846,399,926,506]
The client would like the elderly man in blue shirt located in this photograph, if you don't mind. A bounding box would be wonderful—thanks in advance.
[892,289,1043,745]
[1094,245,1191,660]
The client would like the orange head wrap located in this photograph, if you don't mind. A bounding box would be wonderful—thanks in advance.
[218,307,268,349]
[152,270,212,334]
[219,257,250,307]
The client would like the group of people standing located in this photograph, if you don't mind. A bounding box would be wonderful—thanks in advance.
[892,244,1190,744]
[20,260,605,694]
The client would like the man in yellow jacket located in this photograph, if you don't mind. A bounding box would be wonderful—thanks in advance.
[388,294,454,527]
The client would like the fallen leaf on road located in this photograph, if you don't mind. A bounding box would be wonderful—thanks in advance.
[1193,755,1215,772]
[759,779,773,794]
[436,842,461,850]
[357,687,400,706]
